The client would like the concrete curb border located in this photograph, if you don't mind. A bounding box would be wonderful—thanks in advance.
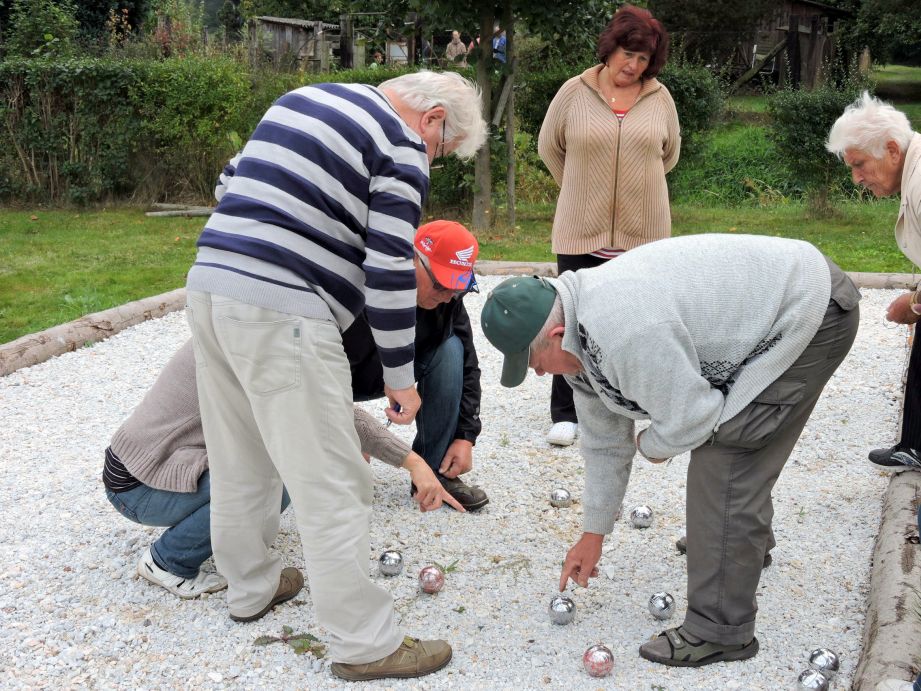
[2,264,920,689]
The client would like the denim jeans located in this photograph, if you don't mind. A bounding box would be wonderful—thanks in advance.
[412,334,464,475]
[106,471,290,578]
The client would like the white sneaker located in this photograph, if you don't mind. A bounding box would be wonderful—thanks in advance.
[547,421,578,447]
[137,548,227,599]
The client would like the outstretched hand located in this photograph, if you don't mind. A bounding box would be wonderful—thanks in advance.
[559,532,603,591]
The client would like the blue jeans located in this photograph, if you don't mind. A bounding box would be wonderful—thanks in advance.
[106,471,290,578]
[412,335,464,475]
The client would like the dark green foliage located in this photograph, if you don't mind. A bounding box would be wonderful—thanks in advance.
[3,0,80,58]
[0,56,141,203]
[514,65,573,136]
[836,0,921,68]
[72,1,146,43]
[766,77,868,213]
[658,59,723,158]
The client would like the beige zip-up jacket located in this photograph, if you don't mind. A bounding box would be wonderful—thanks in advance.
[538,64,681,255]
[895,132,921,267]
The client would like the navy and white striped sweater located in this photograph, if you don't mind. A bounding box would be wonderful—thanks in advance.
[187,82,429,389]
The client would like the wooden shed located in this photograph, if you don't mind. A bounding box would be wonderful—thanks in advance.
[736,0,853,90]
[249,16,340,71]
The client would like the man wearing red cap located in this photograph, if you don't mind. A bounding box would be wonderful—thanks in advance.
[344,220,488,511]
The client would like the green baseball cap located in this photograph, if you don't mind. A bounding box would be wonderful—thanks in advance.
[481,276,558,387]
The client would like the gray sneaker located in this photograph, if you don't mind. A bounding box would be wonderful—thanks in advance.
[330,636,452,681]
[886,448,921,471]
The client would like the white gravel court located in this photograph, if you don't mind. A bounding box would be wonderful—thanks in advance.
[0,281,906,690]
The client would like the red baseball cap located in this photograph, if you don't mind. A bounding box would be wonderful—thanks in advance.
[414,220,479,291]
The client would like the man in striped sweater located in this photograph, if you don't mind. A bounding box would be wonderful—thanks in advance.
[185,71,485,681]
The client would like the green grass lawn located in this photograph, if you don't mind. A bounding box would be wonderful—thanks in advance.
[0,200,913,345]
[0,208,201,343]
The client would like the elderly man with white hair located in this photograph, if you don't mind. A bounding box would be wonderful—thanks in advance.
[185,71,486,681]
[828,91,921,472]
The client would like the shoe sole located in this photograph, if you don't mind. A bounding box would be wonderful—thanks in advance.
[331,650,452,681]
[230,585,302,622]
[639,637,759,668]
[868,459,914,472]
[547,437,575,447]
[453,496,490,512]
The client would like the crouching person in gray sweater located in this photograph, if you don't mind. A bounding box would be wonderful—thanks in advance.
[104,340,461,599]
[481,233,860,668]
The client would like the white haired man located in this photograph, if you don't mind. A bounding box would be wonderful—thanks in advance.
[481,234,860,667]
[185,71,486,681]
[828,91,921,472]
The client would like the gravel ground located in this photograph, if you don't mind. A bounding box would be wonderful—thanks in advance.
[0,282,908,690]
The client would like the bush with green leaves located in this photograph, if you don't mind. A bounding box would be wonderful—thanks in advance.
[3,0,80,58]
[767,76,869,214]
[658,59,723,159]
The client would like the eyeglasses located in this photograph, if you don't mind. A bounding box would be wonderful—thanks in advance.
[435,119,446,160]
[417,251,478,296]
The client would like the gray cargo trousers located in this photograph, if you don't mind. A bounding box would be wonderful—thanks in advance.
[682,261,861,645]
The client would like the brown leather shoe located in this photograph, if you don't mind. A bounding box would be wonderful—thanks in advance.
[230,566,304,622]
[330,636,452,681]
[439,476,489,511]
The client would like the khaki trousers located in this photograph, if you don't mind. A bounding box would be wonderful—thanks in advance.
[186,291,404,664]
[683,293,860,645]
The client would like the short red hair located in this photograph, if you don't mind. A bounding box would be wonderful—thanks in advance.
[597,5,669,79]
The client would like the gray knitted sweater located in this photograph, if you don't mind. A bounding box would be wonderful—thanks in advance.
[552,234,833,535]
[108,340,411,492]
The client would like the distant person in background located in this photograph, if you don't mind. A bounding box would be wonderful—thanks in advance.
[537,4,680,447]
[828,92,921,472]
[492,27,507,64]
[369,50,384,69]
[445,30,467,67]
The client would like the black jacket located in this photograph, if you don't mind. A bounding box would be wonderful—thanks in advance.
[342,297,482,444]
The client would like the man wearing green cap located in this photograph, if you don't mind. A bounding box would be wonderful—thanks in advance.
[481,233,860,668]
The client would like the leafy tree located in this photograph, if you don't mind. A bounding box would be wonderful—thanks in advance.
[648,0,775,65]
[73,1,147,42]
[3,0,80,57]
[218,0,243,37]
[834,0,921,66]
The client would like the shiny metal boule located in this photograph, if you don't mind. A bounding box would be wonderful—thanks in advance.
[549,488,573,508]
[548,595,576,625]
[796,669,829,691]
[647,592,675,620]
[378,550,403,577]
[808,648,840,679]
[629,505,653,528]
[418,565,445,594]
[582,644,614,678]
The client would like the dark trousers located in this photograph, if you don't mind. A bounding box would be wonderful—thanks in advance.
[899,326,921,450]
[684,295,860,644]
[552,253,611,423]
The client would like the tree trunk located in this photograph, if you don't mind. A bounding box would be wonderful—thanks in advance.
[472,6,494,232]
[503,0,515,226]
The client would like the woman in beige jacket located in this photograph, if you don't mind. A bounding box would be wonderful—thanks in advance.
[538,4,681,446]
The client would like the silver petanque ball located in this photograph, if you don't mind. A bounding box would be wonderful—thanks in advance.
[418,565,445,594]
[796,669,829,691]
[378,550,403,577]
[548,595,576,625]
[549,488,573,508]
[647,592,676,620]
[629,505,654,529]
[808,648,840,679]
[582,644,614,678]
